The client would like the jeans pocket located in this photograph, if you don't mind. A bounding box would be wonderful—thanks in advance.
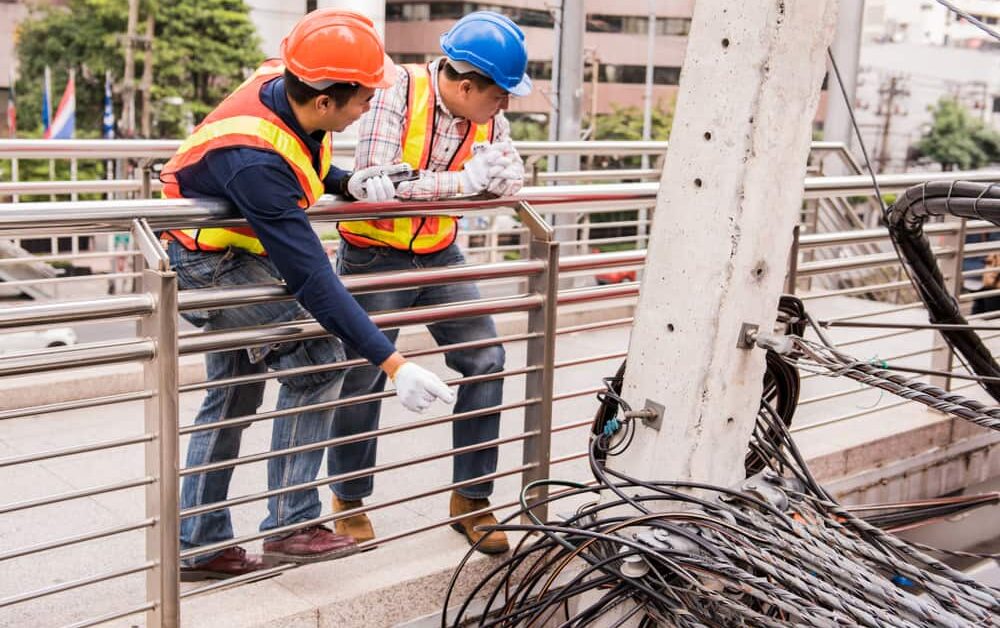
[338,244,382,273]
[267,336,347,389]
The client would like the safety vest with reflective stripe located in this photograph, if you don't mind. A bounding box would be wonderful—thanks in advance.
[338,63,494,254]
[160,60,332,256]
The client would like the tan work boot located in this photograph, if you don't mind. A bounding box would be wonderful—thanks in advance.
[332,495,375,544]
[449,492,509,554]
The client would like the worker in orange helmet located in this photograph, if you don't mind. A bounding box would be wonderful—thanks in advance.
[329,11,531,556]
[160,10,454,581]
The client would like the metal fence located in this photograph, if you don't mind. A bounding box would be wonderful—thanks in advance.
[2,149,1000,626]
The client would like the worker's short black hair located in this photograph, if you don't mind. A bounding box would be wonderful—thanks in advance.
[283,69,360,108]
[442,60,496,92]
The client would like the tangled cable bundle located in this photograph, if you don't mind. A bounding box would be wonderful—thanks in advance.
[442,320,1000,626]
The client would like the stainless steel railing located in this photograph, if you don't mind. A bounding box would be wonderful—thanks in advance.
[3,170,1000,626]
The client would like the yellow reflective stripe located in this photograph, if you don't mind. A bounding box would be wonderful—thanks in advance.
[402,66,431,169]
[411,217,456,249]
[473,123,490,144]
[320,133,332,180]
[178,228,267,255]
[175,115,324,203]
[339,221,405,247]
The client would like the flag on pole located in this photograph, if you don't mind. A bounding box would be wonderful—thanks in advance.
[102,71,115,139]
[5,68,15,138]
[45,70,75,139]
[41,65,52,134]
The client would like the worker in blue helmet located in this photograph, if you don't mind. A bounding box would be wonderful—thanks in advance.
[331,11,532,556]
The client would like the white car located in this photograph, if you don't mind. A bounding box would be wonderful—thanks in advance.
[0,327,78,354]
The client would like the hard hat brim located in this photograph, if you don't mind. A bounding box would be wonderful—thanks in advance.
[368,54,397,89]
[507,73,532,97]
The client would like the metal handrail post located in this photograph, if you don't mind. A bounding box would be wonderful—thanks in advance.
[516,201,557,521]
[139,268,180,627]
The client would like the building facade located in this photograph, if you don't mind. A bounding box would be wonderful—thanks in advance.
[382,0,694,125]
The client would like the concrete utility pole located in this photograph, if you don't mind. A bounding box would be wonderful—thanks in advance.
[121,0,140,137]
[608,0,840,491]
[823,0,864,174]
[140,10,154,138]
[640,0,656,170]
[875,74,908,172]
[551,0,585,254]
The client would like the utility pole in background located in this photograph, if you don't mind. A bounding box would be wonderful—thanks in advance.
[121,0,140,137]
[875,74,909,172]
[550,0,585,256]
[140,9,155,138]
[638,0,657,250]
[607,0,839,492]
[823,0,864,174]
[640,0,656,170]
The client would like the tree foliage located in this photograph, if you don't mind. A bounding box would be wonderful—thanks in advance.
[591,100,673,143]
[14,0,263,139]
[915,98,1000,171]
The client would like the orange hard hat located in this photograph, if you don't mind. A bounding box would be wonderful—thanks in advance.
[281,9,396,89]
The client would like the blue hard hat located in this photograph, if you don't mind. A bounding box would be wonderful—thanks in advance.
[440,11,532,97]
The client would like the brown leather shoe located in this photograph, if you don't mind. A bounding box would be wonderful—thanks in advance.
[332,495,375,544]
[262,525,358,564]
[180,546,264,581]
[449,492,509,554]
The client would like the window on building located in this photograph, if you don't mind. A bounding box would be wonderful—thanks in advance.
[526,61,552,81]
[391,53,437,65]
[587,13,691,36]
[585,63,682,85]
[306,0,317,12]
[658,17,691,36]
[993,96,1000,113]
[387,2,555,27]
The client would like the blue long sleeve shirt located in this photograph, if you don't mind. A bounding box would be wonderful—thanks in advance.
[173,77,396,367]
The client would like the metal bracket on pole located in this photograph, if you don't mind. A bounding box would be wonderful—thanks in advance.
[131,218,169,271]
[736,323,760,350]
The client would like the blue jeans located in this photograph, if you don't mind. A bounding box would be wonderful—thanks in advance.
[328,241,504,500]
[168,242,346,565]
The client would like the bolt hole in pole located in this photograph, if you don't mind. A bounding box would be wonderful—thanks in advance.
[704,131,712,141]
[694,178,703,188]
[722,37,731,48]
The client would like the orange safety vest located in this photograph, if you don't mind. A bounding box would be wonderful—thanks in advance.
[160,59,333,256]
[338,63,495,254]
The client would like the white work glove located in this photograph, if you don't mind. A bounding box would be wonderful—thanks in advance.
[391,362,456,413]
[459,143,501,194]
[347,164,412,202]
[486,154,524,197]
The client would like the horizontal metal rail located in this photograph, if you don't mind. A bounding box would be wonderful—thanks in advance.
[0,338,155,377]
[0,433,154,468]
[0,519,155,562]
[179,431,538,561]
[0,391,153,422]
[176,260,546,311]
[0,562,155,608]
[4,170,1000,236]
[0,477,154,515]
[63,602,157,628]
[180,396,539,475]
[0,139,874,160]
[0,294,154,328]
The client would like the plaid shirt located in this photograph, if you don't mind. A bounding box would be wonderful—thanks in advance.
[354,57,512,200]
